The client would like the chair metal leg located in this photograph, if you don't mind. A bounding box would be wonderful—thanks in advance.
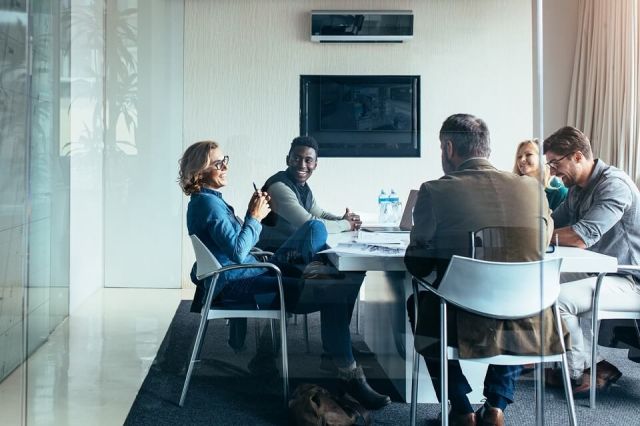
[270,319,277,353]
[534,363,544,426]
[560,352,578,425]
[280,315,289,406]
[410,347,420,426]
[554,303,577,425]
[303,314,310,353]
[355,293,361,335]
[440,300,449,426]
[180,276,218,407]
[590,317,601,409]
[195,320,210,360]
[590,272,606,409]
[410,279,420,426]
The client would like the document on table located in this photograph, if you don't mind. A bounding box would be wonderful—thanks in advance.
[354,232,409,245]
[319,242,407,257]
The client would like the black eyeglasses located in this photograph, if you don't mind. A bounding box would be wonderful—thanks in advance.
[212,156,229,170]
[545,152,574,170]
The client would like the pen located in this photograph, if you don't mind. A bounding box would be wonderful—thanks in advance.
[253,182,259,193]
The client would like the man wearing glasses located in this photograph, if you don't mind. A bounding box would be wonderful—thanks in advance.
[543,126,640,396]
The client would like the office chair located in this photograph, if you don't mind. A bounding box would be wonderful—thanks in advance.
[409,256,576,426]
[179,235,289,407]
[589,265,640,408]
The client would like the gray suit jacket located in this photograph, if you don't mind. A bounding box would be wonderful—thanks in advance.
[405,158,564,358]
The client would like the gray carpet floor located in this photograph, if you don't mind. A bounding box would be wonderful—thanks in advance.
[125,301,640,425]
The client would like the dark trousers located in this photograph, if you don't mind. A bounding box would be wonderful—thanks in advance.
[424,358,522,404]
[221,265,360,368]
[220,220,361,367]
[407,293,522,405]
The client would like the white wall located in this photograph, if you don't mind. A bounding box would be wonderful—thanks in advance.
[543,0,579,136]
[103,0,184,288]
[183,0,535,282]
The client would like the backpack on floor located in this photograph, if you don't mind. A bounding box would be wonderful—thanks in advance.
[288,383,369,426]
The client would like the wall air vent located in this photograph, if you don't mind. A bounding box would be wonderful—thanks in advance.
[310,10,413,43]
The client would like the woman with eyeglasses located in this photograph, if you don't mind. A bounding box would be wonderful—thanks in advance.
[513,139,568,210]
[178,140,391,410]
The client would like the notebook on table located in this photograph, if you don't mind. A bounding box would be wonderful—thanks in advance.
[361,189,419,233]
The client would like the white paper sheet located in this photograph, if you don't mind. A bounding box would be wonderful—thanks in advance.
[319,242,406,257]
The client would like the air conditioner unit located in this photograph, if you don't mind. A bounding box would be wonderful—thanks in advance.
[310,10,413,43]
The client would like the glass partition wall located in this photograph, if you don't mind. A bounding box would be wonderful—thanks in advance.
[0,0,71,422]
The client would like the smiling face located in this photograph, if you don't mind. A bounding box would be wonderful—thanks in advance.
[545,150,579,187]
[516,143,540,178]
[286,145,317,185]
[206,148,229,189]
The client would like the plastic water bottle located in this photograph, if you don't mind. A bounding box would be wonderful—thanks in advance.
[388,189,402,224]
[378,190,389,223]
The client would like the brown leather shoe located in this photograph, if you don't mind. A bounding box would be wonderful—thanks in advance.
[572,360,622,398]
[588,360,622,385]
[475,404,504,426]
[570,372,593,398]
[449,412,477,426]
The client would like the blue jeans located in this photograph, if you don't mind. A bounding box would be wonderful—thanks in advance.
[271,219,329,265]
[424,359,523,406]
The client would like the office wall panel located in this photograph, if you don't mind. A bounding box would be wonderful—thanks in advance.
[69,0,105,309]
[103,0,184,288]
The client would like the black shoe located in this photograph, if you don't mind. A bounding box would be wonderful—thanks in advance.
[338,366,391,409]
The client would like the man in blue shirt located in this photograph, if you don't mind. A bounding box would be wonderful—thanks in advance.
[544,126,640,396]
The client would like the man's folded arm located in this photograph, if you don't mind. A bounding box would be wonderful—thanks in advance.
[269,182,350,232]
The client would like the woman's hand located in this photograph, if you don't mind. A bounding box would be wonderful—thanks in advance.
[248,191,271,221]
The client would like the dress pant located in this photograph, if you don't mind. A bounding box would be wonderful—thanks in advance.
[559,273,640,379]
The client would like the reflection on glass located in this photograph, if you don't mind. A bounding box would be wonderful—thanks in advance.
[0,0,70,421]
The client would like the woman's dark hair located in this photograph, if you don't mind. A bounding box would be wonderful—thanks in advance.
[178,140,219,195]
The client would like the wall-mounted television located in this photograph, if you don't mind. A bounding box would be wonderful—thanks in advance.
[300,75,420,157]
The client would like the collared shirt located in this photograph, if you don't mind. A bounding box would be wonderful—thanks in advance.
[552,159,640,280]
[186,187,265,297]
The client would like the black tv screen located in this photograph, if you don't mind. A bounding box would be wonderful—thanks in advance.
[300,75,420,157]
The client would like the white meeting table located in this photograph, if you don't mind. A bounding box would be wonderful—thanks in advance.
[325,232,618,403]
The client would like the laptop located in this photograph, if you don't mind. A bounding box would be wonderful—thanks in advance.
[361,189,419,233]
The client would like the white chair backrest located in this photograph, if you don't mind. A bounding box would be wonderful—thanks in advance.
[438,255,562,319]
[190,234,223,280]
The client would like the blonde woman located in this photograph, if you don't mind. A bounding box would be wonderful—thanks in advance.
[513,139,568,210]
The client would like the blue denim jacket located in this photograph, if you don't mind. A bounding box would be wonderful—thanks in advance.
[187,188,265,296]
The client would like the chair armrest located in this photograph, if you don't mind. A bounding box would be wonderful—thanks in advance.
[199,262,286,310]
[250,248,274,261]
[617,265,640,273]
[198,262,282,280]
